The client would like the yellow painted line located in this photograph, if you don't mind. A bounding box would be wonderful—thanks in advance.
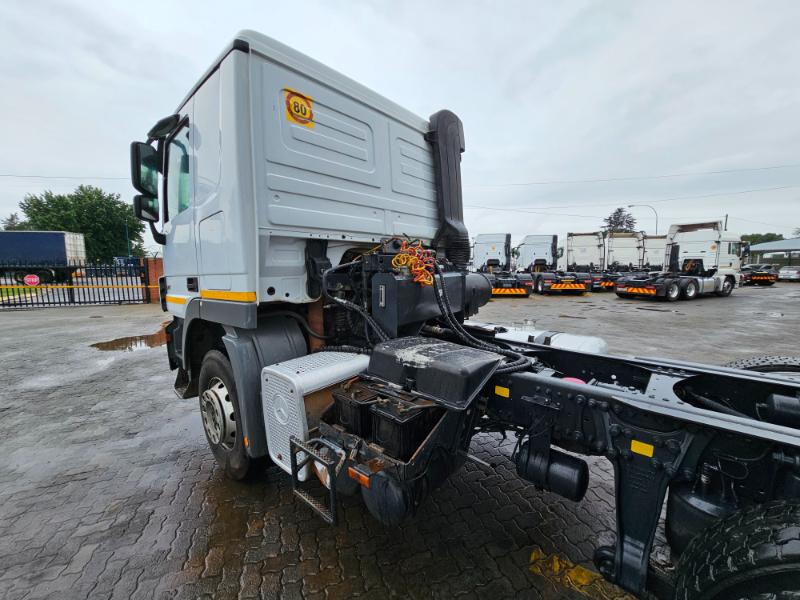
[165,295,187,305]
[200,289,257,302]
[529,547,633,599]
[495,385,510,398]
[631,440,654,457]
[0,284,158,290]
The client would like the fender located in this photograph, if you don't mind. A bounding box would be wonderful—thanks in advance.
[222,317,306,458]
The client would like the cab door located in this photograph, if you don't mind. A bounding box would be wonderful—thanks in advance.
[162,110,199,314]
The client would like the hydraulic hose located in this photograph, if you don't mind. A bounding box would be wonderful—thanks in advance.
[431,264,530,374]
[322,260,390,343]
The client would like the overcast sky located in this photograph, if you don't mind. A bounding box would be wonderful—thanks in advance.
[1,0,799,249]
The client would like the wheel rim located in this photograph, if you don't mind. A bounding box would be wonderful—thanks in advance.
[686,283,697,297]
[200,376,237,449]
[669,284,679,299]
[723,279,732,293]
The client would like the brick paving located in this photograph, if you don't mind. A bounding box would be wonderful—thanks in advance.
[1,285,797,599]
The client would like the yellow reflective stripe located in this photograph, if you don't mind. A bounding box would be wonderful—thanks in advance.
[492,288,527,295]
[165,295,186,305]
[631,440,654,457]
[200,290,257,302]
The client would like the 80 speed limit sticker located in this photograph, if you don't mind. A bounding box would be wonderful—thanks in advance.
[284,89,314,128]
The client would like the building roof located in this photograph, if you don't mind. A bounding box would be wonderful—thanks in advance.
[750,237,800,252]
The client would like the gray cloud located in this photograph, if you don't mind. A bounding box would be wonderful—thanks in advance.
[1,0,798,250]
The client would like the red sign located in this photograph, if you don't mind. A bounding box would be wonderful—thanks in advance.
[23,274,40,286]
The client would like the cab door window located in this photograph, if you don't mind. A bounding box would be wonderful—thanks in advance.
[165,123,192,220]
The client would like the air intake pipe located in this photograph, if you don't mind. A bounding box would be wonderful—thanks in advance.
[426,110,471,270]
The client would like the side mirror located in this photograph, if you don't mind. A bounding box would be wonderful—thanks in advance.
[133,194,159,223]
[130,142,159,196]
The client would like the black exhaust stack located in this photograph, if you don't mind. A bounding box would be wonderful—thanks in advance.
[427,110,470,270]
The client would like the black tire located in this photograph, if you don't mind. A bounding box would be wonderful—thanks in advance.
[673,501,800,600]
[535,277,546,295]
[724,355,800,376]
[682,280,698,300]
[715,277,734,297]
[198,349,259,480]
[666,282,680,302]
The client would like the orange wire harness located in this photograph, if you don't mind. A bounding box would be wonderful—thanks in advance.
[390,240,435,286]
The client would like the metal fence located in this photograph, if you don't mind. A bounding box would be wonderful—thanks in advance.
[0,260,155,309]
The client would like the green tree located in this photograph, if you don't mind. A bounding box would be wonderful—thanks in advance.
[603,207,637,233]
[14,185,145,261]
[1,212,30,230]
[741,233,784,246]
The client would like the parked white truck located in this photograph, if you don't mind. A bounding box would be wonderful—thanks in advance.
[130,32,800,599]
[615,221,742,300]
[605,231,644,272]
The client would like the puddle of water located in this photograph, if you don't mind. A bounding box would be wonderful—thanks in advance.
[91,328,167,352]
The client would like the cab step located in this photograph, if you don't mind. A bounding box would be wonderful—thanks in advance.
[289,436,340,525]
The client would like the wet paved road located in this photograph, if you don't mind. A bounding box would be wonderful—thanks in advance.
[1,284,797,599]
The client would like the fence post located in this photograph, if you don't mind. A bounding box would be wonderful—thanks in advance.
[142,258,151,304]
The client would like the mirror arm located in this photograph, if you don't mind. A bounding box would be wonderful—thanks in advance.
[150,221,166,245]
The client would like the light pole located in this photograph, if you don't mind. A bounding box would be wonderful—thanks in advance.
[628,204,658,235]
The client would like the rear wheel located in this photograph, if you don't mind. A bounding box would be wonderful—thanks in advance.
[673,501,800,600]
[666,282,680,302]
[682,280,698,300]
[198,349,259,480]
[535,278,546,294]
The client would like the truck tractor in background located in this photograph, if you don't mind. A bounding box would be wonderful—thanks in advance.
[0,230,86,283]
[641,234,667,271]
[564,231,618,291]
[517,234,591,294]
[605,231,645,274]
[615,221,742,300]
[473,233,532,296]
[131,32,800,599]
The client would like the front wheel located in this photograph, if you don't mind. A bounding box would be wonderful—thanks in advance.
[673,501,800,600]
[198,349,259,480]
[715,277,734,297]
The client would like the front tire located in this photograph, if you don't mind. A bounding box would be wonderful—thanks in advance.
[715,277,734,297]
[673,501,800,600]
[198,349,257,480]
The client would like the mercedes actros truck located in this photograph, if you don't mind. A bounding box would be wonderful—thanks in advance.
[130,32,800,599]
